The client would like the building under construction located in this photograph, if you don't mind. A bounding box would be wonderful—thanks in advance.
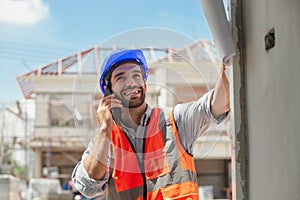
[16,40,231,198]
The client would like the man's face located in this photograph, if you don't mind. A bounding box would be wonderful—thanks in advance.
[110,63,146,108]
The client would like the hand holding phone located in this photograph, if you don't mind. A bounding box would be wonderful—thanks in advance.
[104,87,122,125]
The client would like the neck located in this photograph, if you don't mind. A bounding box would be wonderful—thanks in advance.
[121,103,147,129]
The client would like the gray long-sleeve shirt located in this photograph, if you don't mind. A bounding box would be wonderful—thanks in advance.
[72,90,228,199]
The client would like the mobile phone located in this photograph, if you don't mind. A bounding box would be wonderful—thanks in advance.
[104,87,122,124]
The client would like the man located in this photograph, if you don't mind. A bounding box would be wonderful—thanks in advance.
[72,49,230,200]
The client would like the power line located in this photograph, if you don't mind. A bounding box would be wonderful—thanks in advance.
[0,40,74,55]
[0,41,72,60]
[0,42,74,67]
[0,44,68,58]
[0,47,61,61]
[0,55,51,64]
[0,41,86,69]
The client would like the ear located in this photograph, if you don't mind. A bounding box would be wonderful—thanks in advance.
[143,80,147,92]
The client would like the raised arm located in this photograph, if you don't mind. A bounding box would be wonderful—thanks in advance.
[83,94,122,180]
[210,64,230,118]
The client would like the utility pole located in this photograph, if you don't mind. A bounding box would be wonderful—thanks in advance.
[0,103,5,171]
[23,104,29,182]
[5,101,30,181]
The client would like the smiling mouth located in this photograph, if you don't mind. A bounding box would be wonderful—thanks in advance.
[123,89,141,96]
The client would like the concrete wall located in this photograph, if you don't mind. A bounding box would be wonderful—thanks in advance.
[241,0,300,199]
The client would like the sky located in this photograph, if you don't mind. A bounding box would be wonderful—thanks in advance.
[0,0,213,103]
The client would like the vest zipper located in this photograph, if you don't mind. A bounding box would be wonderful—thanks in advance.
[141,135,147,200]
[123,131,147,200]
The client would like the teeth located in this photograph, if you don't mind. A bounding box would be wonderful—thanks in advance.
[124,90,139,96]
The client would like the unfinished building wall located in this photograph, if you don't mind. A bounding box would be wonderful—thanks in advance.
[234,0,300,199]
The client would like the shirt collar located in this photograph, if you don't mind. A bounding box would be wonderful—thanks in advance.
[140,104,152,126]
[119,104,152,130]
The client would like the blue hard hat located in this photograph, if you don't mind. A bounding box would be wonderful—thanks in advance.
[99,49,148,94]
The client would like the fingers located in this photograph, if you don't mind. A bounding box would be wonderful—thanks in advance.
[108,99,123,109]
[97,94,122,112]
[222,64,227,71]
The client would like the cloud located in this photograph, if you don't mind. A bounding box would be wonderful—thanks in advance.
[0,0,50,25]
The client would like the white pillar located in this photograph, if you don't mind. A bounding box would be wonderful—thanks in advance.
[34,150,42,178]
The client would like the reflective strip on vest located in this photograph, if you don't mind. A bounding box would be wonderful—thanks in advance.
[111,108,199,199]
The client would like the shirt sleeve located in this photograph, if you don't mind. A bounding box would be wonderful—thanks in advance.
[173,90,228,154]
[71,140,112,199]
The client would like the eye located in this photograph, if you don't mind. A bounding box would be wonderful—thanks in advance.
[116,75,126,82]
[133,73,142,79]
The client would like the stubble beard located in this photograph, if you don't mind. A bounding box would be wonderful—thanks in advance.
[114,86,146,108]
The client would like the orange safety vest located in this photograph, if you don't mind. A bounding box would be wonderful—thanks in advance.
[111,108,199,200]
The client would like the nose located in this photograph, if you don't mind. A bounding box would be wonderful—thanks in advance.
[125,75,138,87]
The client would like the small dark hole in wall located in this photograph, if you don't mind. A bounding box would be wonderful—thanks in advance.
[265,28,275,51]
